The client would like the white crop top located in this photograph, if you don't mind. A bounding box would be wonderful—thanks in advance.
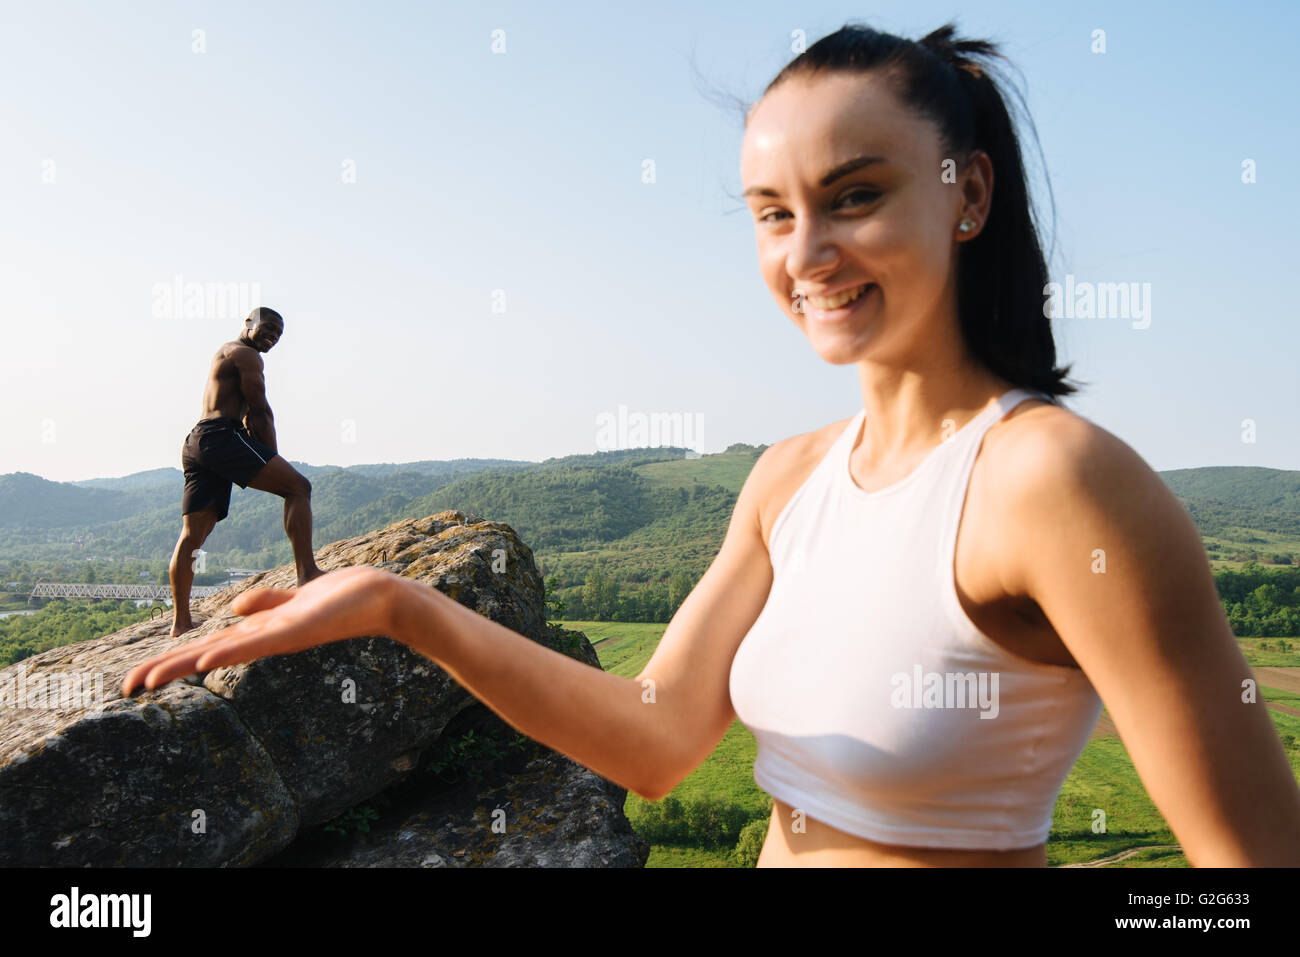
[729,388,1102,850]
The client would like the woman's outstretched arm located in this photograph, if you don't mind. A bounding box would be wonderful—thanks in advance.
[122,445,781,803]
[391,447,780,801]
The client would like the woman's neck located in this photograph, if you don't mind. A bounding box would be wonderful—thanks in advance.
[853,361,1015,470]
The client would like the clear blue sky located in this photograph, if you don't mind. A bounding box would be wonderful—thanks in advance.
[2,0,1296,482]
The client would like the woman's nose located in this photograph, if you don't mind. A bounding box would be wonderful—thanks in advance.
[783,216,840,278]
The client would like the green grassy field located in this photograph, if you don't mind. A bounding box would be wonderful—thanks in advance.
[635,452,756,495]
[1237,638,1300,667]
[565,619,1300,868]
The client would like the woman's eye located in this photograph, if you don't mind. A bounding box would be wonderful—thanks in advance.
[841,187,881,206]
[757,188,881,223]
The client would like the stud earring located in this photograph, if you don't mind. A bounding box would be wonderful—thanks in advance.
[958,219,975,233]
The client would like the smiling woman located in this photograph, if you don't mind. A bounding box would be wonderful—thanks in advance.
[721,22,1300,866]
[121,20,1300,869]
[739,25,1063,394]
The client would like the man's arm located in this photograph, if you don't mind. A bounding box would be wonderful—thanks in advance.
[234,347,277,454]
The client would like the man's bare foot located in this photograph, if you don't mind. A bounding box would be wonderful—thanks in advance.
[296,568,327,587]
[170,618,195,638]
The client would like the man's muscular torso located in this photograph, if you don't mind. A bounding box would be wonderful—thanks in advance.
[198,342,252,420]
[198,341,276,452]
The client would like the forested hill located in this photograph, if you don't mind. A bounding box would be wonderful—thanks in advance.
[1158,468,1300,553]
[0,445,757,570]
[1161,467,1300,512]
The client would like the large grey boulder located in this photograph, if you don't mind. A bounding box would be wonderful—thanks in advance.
[0,511,649,867]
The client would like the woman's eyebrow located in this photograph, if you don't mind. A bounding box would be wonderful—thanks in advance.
[743,154,888,198]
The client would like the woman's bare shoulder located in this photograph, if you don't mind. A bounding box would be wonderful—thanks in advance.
[975,397,1193,602]
[982,397,1176,534]
[985,398,1144,481]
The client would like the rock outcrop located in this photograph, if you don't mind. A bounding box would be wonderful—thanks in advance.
[0,511,649,867]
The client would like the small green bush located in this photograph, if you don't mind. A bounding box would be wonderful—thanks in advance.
[733,815,770,867]
[634,794,757,848]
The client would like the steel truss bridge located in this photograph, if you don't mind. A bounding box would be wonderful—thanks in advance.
[26,570,263,602]
[29,583,225,600]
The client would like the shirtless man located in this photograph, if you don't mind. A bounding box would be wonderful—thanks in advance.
[169,306,323,636]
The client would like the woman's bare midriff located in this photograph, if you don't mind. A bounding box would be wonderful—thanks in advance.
[756,798,1047,867]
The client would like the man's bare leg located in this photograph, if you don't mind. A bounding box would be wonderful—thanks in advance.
[169,506,219,636]
[281,487,324,585]
[246,455,325,585]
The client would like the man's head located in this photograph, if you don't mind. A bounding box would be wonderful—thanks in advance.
[240,307,283,353]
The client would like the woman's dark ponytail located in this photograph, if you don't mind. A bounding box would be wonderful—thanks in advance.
[756,22,1077,398]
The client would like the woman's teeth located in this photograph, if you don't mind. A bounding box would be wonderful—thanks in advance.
[806,283,871,309]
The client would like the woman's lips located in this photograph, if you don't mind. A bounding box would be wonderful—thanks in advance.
[801,283,877,322]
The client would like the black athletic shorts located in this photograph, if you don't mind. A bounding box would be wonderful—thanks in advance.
[181,417,276,521]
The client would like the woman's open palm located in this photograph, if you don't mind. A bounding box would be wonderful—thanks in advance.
[120,565,398,696]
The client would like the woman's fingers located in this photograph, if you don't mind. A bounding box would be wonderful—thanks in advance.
[193,620,287,671]
[120,589,296,695]
[132,655,193,692]
[121,567,388,696]
[122,655,176,695]
[140,658,196,691]
[231,586,296,615]
[122,620,249,693]
[120,622,237,695]
[140,634,240,689]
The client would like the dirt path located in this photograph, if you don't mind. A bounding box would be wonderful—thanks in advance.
[1060,844,1182,868]
[1256,666,1300,695]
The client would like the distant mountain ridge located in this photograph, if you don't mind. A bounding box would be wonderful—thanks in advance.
[71,467,178,491]
[68,458,534,490]
[0,445,715,565]
[1159,467,1300,513]
[1,457,1294,581]
[0,472,148,528]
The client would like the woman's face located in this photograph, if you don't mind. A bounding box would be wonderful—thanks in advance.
[741,70,982,367]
